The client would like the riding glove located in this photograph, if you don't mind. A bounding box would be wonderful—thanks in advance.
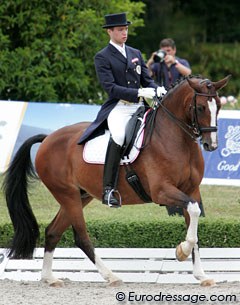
[138,88,156,99]
[156,86,167,97]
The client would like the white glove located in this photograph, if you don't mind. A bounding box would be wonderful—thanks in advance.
[156,86,167,97]
[138,88,156,99]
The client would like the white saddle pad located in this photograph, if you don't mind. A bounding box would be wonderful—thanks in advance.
[83,118,146,165]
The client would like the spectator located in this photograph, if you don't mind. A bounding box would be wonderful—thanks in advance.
[146,38,191,87]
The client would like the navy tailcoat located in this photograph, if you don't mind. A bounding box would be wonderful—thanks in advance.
[78,43,157,144]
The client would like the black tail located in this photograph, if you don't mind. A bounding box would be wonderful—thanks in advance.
[2,134,47,258]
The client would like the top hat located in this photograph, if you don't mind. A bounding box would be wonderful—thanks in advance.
[102,13,131,28]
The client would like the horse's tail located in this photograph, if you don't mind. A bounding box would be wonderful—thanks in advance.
[2,134,47,258]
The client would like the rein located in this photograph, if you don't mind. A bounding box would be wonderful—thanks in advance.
[154,90,218,141]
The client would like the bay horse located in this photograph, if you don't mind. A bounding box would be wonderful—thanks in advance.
[3,75,230,287]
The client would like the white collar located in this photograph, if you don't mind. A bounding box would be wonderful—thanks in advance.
[110,40,126,58]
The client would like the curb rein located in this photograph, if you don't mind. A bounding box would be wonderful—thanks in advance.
[154,91,218,142]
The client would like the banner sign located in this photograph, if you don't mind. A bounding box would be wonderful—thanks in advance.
[0,101,239,186]
[202,110,240,186]
[0,101,27,172]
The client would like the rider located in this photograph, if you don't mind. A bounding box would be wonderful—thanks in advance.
[78,12,166,208]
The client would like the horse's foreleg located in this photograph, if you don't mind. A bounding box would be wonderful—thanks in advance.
[192,244,215,286]
[176,201,215,286]
[176,201,200,260]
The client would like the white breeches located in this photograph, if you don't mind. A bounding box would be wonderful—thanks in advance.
[107,101,143,146]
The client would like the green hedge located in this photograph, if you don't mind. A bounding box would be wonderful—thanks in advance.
[1,219,240,249]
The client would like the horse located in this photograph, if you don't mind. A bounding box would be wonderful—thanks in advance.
[2,75,230,287]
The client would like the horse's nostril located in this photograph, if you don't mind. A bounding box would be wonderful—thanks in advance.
[203,143,209,151]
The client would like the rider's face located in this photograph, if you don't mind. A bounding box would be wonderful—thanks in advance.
[107,26,128,46]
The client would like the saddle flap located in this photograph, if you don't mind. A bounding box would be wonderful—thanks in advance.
[83,108,150,165]
[121,105,146,157]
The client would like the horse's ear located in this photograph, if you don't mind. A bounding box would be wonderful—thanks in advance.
[187,78,202,92]
[212,75,232,91]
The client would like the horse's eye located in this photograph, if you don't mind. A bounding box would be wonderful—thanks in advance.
[197,105,205,113]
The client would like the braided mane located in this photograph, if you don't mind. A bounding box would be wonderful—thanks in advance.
[165,74,204,93]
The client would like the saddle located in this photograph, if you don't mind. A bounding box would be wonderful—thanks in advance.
[83,106,150,165]
[121,105,146,158]
[83,105,152,202]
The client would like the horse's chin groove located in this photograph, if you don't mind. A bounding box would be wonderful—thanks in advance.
[109,279,124,287]
[175,244,188,261]
[200,279,216,287]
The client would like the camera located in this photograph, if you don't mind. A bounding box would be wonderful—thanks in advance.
[153,49,167,63]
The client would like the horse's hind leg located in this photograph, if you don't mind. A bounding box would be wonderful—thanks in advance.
[71,210,123,286]
[44,188,122,286]
[72,226,122,286]
[41,208,70,286]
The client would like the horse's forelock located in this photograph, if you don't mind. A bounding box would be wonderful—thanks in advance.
[199,78,213,89]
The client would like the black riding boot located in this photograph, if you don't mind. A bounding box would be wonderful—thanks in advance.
[102,138,122,208]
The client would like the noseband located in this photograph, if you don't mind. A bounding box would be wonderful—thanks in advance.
[154,90,218,141]
[192,91,218,137]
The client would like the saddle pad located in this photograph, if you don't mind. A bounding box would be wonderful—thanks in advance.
[83,120,146,165]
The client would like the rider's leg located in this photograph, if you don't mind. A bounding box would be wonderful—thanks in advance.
[102,137,122,207]
[102,101,142,207]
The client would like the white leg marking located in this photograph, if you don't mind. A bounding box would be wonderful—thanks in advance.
[208,98,218,147]
[41,251,62,285]
[192,244,208,281]
[180,202,201,257]
[95,254,122,284]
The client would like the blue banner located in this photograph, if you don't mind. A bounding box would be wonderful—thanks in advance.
[202,110,240,186]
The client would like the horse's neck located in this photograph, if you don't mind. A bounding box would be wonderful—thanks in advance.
[153,96,195,150]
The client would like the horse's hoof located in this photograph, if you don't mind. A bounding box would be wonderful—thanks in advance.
[109,279,123,287]
[49,280,64,288]
[200,279,216,287]
[176,244,188,261]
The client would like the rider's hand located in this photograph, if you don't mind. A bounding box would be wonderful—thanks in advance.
[138,88,156,99]
[156,86,167,98]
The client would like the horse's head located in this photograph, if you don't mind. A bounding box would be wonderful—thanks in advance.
[187,75,231,151]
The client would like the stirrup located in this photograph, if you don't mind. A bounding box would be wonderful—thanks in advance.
[107,189,122,208]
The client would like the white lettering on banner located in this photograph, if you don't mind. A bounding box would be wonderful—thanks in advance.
[217,160,240,172]
[221,125,240,157]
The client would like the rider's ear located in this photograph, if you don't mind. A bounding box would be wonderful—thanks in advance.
[212,75,232,91]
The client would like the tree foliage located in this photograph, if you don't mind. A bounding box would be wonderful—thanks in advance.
[130,0,240,96]
[0,0,239,103]
[0,0,145,103]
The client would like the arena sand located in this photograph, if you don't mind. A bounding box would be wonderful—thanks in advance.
[1,280,240,305]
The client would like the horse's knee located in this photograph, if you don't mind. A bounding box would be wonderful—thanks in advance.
[187,201,201,217]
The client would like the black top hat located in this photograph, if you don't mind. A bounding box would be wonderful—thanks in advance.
[102,13,131,28]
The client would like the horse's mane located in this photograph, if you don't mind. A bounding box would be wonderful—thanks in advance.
[142,75,205,147]
[164,74,204,95]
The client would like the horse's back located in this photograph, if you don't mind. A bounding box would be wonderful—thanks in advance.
[35,122,90,183]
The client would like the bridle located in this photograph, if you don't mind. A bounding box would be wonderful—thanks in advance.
[191,91,218,136]
[153,90,218,141]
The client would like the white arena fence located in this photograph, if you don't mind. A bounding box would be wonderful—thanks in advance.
[0,248,240,284]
